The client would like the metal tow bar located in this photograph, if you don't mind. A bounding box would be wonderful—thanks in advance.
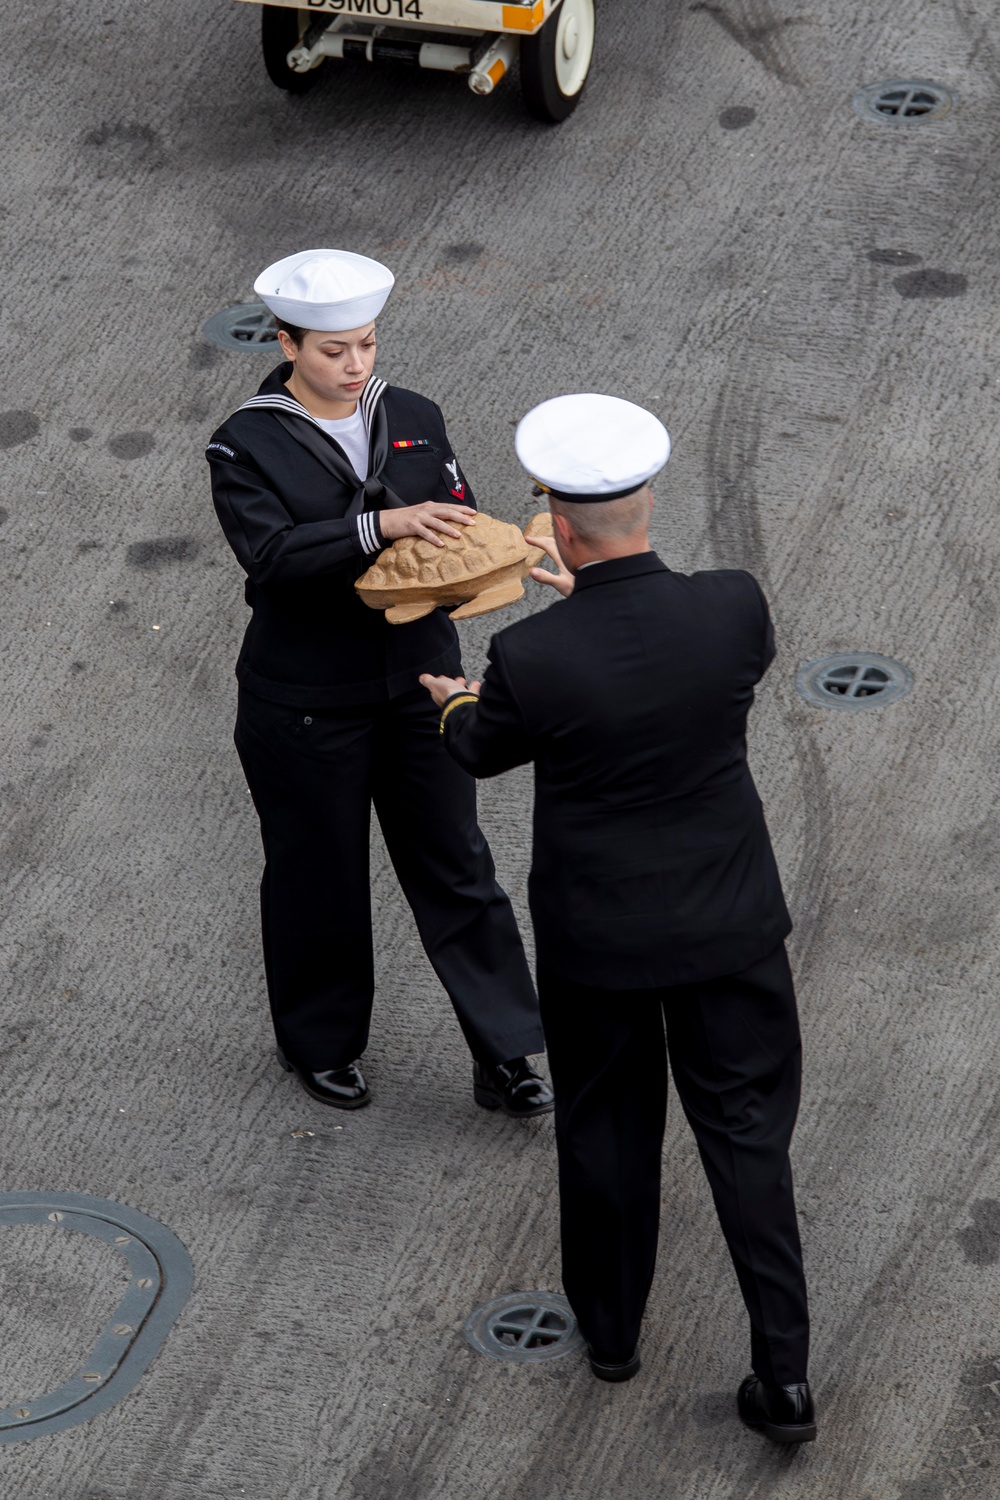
[287,17,518,93]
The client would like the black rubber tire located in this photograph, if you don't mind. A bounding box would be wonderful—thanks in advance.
[520,0,595,123]
[261,6,323,93]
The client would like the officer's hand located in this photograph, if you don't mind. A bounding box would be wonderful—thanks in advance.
[380,503,477,547]
[419,673,481,708]
[527,533,575,597]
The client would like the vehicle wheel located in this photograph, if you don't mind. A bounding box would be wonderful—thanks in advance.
[261,5,323,93]
[520,0,595,123]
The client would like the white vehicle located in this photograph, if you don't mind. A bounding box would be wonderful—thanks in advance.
[235,0,596,121]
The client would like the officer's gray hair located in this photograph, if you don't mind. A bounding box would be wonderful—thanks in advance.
[549,487,650,543]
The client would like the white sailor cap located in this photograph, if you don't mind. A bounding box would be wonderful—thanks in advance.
[254,249,394,332]
[515,393,670,502]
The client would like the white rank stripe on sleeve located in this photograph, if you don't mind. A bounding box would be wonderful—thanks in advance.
[357,512,381,554]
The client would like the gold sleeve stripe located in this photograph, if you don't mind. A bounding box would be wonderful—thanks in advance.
[439,694,479,733]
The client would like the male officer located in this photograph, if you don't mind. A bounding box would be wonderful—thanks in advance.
[421,394,814,1443]
[206,249,552,1120]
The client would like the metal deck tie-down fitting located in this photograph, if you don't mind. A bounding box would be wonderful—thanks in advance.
[795,652,913,712]
[852,79,955,125]
[464,1291,585,1363]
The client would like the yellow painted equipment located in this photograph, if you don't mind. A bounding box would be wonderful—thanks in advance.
[237,0,596,121]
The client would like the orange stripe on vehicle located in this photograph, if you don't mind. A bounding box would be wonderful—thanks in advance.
[502,0,546,32]
[488,57,507,84]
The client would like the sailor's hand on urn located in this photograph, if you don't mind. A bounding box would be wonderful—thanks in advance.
[380,502,477,547]
[527,532,575,597]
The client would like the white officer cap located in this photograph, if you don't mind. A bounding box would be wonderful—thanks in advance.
[515,393,670,502]
[254,249,394,331]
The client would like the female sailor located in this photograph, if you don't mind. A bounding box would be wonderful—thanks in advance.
[206,248,551,1119]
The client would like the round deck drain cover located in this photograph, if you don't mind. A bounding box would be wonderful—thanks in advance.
[464,1291,583,1363]
[852,80,954,124]
[796,652,913,711]
[202,303,279,352]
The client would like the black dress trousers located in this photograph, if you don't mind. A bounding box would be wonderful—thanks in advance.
[235,685,544,1071]
[537,942,809,1386]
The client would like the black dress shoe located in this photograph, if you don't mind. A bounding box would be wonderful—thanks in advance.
[738,1375,816,1443]
[587,1346,641,1383]
[276,1047,370,1109]
[473,1057,554,1117]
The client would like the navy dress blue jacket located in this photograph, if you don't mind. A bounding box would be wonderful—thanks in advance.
[207,363,472,707]
[442,552,792,988]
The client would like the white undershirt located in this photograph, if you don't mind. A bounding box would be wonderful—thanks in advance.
[313,408,369,481]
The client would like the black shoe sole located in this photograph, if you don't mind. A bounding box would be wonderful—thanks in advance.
[473,1082,555,1118]
[588,1350,641,1383]
[277,1049,371,1110]
[740,1416,817,1444]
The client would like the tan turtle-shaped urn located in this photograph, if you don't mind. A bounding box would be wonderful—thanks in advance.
[355,512,554,624]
